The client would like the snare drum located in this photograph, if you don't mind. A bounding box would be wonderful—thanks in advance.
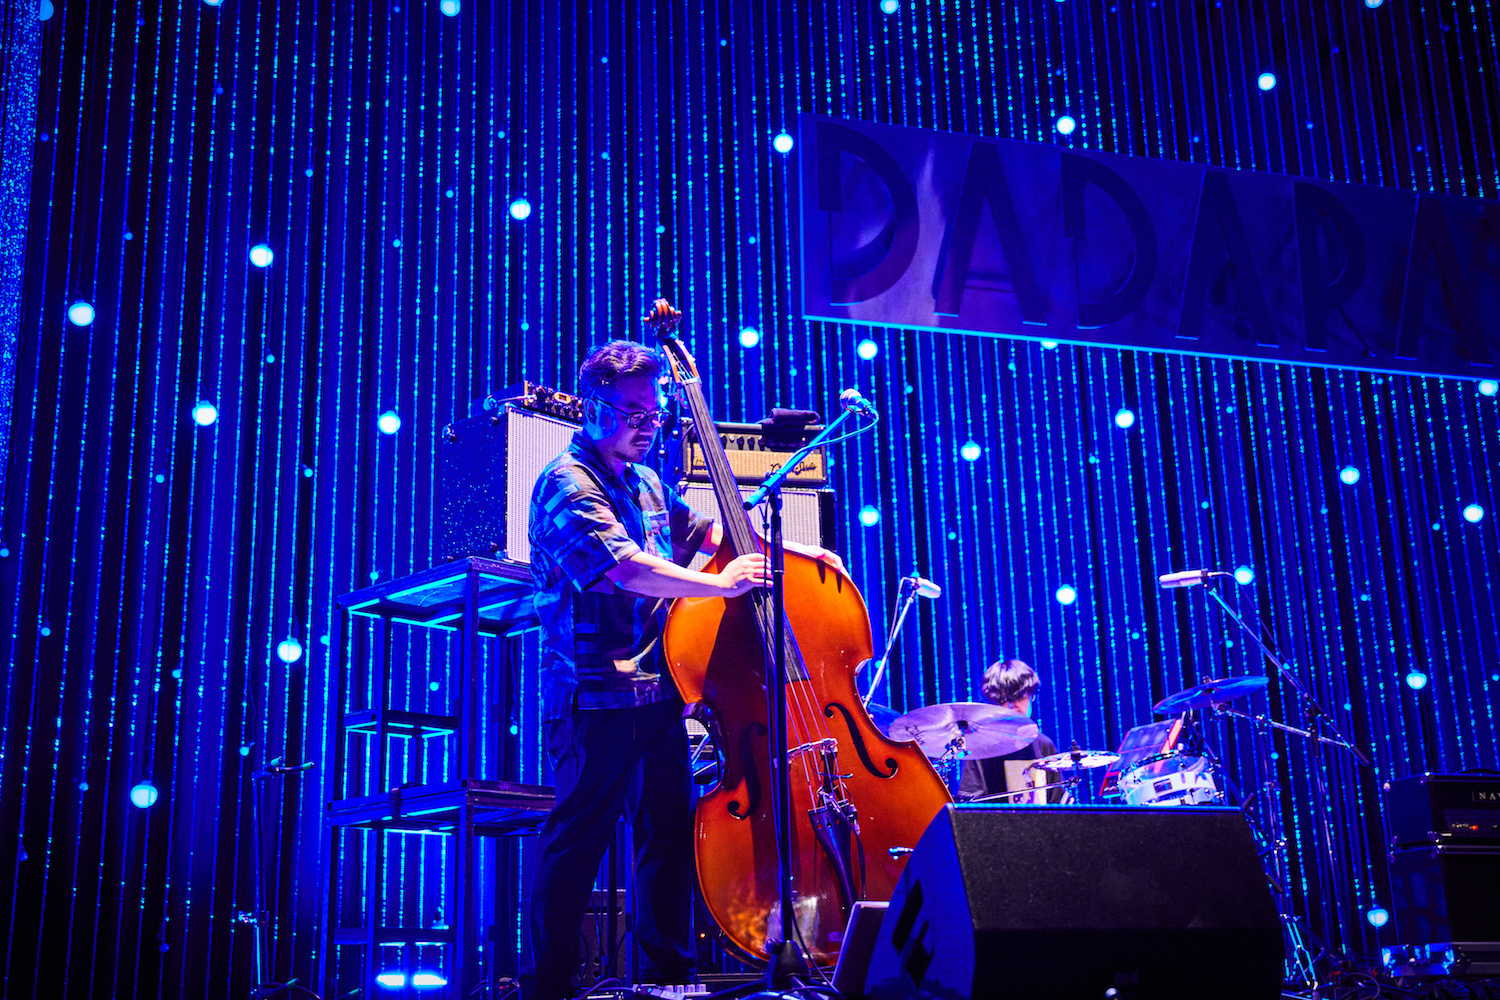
[1116,751,1220,806]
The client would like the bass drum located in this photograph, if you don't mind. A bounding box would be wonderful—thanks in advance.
[1117,751,1220,806]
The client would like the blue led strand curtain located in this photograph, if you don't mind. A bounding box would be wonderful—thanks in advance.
[1,0,1496,996]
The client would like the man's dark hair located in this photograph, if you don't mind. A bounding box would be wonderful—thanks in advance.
[578,340,664,398]
[981,658,1040,706]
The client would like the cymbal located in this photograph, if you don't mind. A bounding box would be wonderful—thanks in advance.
[889,702,1040,759]
[864,702,900,738]
[1031,749,1120,771]
[1153,675,1269,714]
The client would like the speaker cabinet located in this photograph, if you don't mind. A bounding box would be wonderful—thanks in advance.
[677,483,834,571]
[1389,845,1500,948]
[864,804,1283,1000]
[438,405,577,564]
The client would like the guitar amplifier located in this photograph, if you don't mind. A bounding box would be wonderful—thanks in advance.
[1387,772,1500,848]
[682,421,828,486]
[678,484,835,571]
[438,404,578,563]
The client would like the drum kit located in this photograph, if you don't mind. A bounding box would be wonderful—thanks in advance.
[881,674,1272,807]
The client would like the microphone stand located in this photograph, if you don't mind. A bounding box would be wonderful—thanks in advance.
[742,408,859,993]
[1194,577,1363,987]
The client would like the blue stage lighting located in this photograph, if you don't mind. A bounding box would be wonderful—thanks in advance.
[1113,408,1135,429]
[191,400,219,427]
[880,0,899,12]
[772,132,795,154]
[1257,72,1277,92]
[67,301,95,327]
[739,326,760,349]
[1055,114,1077,135]
[960,440,982,462]
[377,410,402,435]
[859,505,880,527]
[1040,340,1059,350]
[856,338,879,360]
[1363,0,1384,8]
[440,0,459,14]
[239,745,251,757]
[1463,503,1485,523]
[249,243,274,267]
[1365,905,1389,927]
[39,1,54,20]
[1339,465,1361,485]
[509,723,520,735]
[1234,565,1255,585]
[203,0,223,6]
[130,781,159,808]
[1405,669,1428,691]
[1478,379,1499,396]
[508,198,531,221]
[1055,584,1078,606]
[276,638,304,664]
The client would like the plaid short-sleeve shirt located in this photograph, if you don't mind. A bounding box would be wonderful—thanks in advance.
[529,432,714,722]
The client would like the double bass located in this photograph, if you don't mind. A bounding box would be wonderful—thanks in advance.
[648,301,952,967]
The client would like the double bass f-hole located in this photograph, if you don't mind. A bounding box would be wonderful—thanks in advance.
[824,701,899,778]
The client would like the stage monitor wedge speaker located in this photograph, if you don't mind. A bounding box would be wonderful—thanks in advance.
[863,804,1283,1000]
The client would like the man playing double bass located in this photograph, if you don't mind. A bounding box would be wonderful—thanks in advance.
[524,334,841,1000]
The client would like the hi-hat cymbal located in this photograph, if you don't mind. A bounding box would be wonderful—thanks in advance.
[1153,675,1269,714]
[1031,749,1120,771]
[889,702,1039,759]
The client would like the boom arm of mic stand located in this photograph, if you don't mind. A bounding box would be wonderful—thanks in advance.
[1201,581,1372,767]
[862,582,919,708]
[743,408,856,510]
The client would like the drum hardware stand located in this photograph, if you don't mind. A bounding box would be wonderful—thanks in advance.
[1194,578,1372,990]
[237,756,320,1000]
[861,574,925,709]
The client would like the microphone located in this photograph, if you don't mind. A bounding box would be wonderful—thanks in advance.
[1158,569,1233,589]
[839,388,878,418]
[906,573,942,599]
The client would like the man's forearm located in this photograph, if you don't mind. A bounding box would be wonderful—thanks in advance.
[605,550,738,598]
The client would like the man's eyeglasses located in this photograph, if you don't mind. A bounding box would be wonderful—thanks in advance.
[592,397,669,429]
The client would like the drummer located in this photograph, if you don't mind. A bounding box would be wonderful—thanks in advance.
[957,659,1064,803]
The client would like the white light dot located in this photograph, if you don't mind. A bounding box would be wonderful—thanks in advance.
[880,0,899,12]
[960,440,983,462]
[377,974,405,989]
[377,410,402,435]
[771,132,795,154]
[1363,0,1383,7]
[1463,504,1485,523]
[1113,407,1136,429]
[1478,380,1499,397]
[439,0,459,14]
[1041,340,1059,350]
[1257,72,1277,92]
[191,400,219,427]
[412,974,447,988]
[858,505,881,527]
[67,301,95,327]
[856,338,879,361]
[130,781,159,809]
[428,681,440,692]
[154,473,165,483]
[1405,669,1429,691]
[1339,465,1361,485]
[239,745,251,757]
[1234,565,1255,585]
[203,0,223,6]
[738,326,760,349]
[1365,906,1389,927]
[77,780,88,791]
[249,243,274,267]
[1055,584,1078,606]
[39,0,54,20]
[508,198,532,221]
[1055,114,1077,136]
[276,638,304,664]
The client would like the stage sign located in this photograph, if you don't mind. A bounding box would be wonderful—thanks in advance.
[798,114,1499,379]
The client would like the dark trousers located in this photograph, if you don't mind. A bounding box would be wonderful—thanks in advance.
[526,698,696,999]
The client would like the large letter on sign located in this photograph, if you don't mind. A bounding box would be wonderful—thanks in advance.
[1293,182,1368,352]
[1176,171,1275,347]
[1395,195,1493,367]
[817,121,920,305]
[931,141,1045,322]
[1061,152,1158,329]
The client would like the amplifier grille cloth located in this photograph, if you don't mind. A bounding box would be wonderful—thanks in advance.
[679,484,825,571]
